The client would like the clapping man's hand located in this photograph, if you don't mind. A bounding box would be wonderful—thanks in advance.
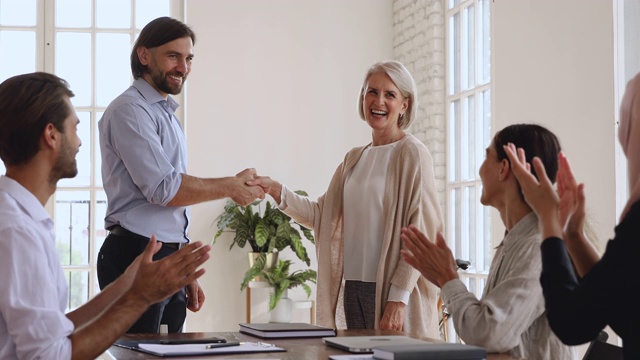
[131,235,210,305]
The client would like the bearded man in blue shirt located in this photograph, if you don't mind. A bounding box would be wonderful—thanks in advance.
[98,16,264,333]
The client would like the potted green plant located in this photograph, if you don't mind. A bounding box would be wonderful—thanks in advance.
[212,190,315,290]
[261,259,317,322]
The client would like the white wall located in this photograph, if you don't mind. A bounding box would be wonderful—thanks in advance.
[183,0,393,332]
[181,0,621,347]
[492,0,617,247]
[492,0,617,350]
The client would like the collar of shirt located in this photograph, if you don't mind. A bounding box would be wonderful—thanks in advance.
[0,176,51,224]
[132,78,180,113]
[498,211,539,251]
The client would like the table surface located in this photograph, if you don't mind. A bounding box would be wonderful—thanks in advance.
[107,329,520,359]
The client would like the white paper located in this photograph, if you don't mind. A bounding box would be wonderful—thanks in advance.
[139,342,284,355]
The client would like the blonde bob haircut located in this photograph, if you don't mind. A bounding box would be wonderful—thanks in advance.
[357,60,418,130]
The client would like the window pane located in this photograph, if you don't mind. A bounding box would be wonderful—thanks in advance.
[59,112,91,187]
[448,13,460,95]
[449,100,461,181]
[480,89,491,149]
[0,162,5,175]
[462,96,475,180]
[96,33,131,106]
[94,190,107,258]
[453,188,462,257]
[56,0,91,28]
[478,0,491,84]
[476,185,485,269]
[463,5,475,89]
[97,0,131,29]
[0,0,36,26]
[448,0,459,9]
[465,186,476,267]
[56,32,91,106]
[483,204,491,272]
[95,111,104,186]
[65,270,89,311]
[0,30,36,82]
[136,0,170,29]
[468,277,477,295]
[55,191,90,266]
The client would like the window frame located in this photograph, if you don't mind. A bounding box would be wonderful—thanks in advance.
[0,0,185,309]
[444,0,492,329]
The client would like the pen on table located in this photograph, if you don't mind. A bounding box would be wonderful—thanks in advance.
[205,342,241,349]
[241,341,275,347]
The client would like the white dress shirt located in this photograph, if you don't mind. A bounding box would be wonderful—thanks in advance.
[0,176,74,359]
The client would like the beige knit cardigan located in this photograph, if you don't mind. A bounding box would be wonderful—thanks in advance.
[281,134,444,338]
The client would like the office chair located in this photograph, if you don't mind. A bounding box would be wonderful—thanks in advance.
[438,259,471,342]
[581,331,623,360]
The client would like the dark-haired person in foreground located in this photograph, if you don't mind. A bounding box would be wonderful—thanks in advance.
[504,73,640,359]
[0,72,211,359]
[98,17,264,333]
[401,124,577,359]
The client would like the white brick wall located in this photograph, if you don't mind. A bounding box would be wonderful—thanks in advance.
[393,0,447,213]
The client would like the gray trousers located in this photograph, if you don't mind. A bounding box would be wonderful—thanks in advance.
[343,280,376,329]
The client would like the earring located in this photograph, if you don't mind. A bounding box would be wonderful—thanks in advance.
[399,113,404,119]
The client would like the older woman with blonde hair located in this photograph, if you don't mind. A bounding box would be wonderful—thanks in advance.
[249,60,443,338]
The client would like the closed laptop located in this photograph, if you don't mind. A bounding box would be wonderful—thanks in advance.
[322,335,429,353]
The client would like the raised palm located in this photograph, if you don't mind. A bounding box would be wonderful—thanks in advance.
[556,153,586,238]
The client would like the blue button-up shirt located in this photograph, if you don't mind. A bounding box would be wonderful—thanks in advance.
[99,78,189,243]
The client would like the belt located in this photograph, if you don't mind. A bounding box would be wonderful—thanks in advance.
[108,225,183,249]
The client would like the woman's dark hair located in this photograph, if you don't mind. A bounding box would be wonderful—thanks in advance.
[0,72,74,166]
[494,123,561,183]
[131,17,196,79]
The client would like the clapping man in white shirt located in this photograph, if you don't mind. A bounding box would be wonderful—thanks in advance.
[0,72,211,360]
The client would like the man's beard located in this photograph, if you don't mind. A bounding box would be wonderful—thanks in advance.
[151,69,186,95]
[50,134,78,183]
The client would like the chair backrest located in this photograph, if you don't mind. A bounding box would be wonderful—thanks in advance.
[581,331,623,360]
[438,259,471,342]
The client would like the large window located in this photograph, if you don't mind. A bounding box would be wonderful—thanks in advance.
[0,0,178,310]
[445,0,491,340]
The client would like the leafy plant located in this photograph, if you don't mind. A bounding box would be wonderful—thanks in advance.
[262,259,317,311]
[212,190,315,290]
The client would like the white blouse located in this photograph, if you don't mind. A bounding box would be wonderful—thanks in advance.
[343,141,409,304]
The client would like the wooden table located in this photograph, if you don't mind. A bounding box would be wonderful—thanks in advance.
[107,329,520,359]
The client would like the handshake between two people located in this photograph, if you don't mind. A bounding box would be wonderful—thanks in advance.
[128,168,282,291]
[128,169,281,293]
[232,168,283,206]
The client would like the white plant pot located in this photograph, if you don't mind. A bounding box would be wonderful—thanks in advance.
[268,289,293,323]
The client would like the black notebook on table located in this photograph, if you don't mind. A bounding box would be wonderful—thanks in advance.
[239,322,337,338]
[372,343,487,360]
